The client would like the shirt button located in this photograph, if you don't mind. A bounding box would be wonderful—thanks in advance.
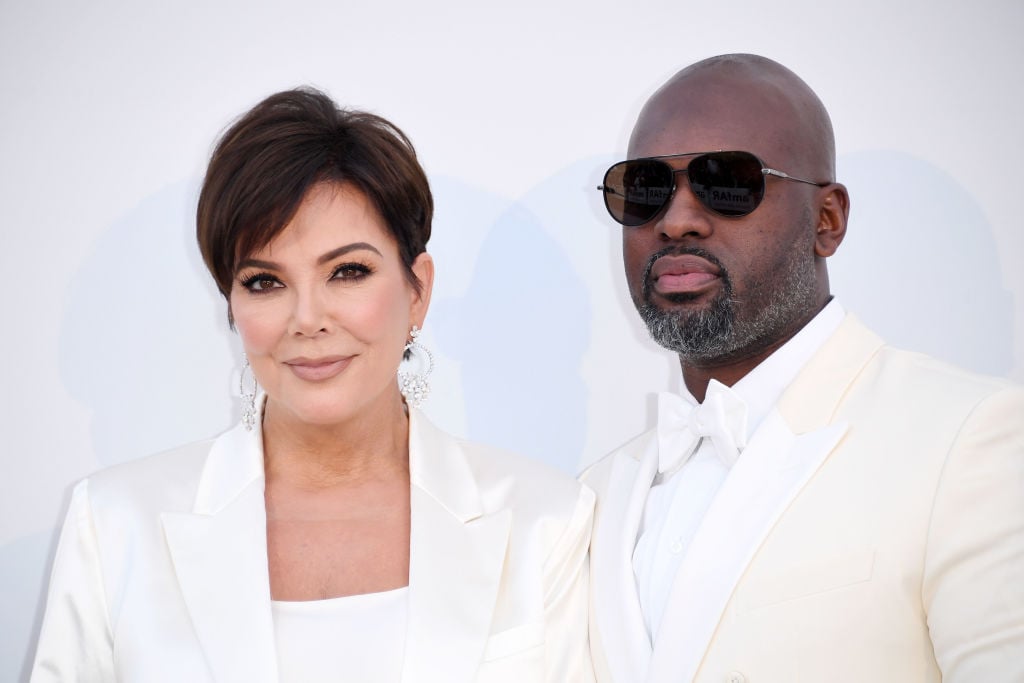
[727,672,746,683]
[670,540,683,554]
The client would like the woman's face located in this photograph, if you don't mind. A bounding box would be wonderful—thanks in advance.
[230,182,432,428]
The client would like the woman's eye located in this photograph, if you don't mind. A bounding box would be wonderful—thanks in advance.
[252,279,279,290]
[332,263,372,280]
[240,274,283,292]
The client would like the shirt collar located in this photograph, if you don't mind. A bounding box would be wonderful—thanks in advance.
[681,298,846,440]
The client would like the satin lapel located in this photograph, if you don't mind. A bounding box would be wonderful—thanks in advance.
[161,421,277,683]
[647,411,847,683]
[642,314,879,682]
[591,433,659,683]
[779,313,885,433]
[401,410,512,683]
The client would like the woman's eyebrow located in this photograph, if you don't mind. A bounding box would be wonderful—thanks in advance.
[317,242,382,265]
[235,257,278,271]
[236,242,384,272]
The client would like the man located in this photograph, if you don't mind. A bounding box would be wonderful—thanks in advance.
[583,53,1024,683]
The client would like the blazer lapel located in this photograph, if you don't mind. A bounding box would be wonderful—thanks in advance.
[161,420,278,683]
[591,432,659,683]
[647,412,846,682]
[778,313,885,433]
[647,314,882,683]
[401,410,512,683]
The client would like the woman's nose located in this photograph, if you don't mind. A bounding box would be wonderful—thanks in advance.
[289,287,330,337]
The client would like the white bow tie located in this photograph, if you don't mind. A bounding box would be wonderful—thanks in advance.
[657,380,749,475]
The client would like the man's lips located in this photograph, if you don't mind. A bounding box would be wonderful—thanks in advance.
[283,355,352,381]
[650,254,722,295]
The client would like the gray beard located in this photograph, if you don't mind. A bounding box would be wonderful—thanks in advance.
[636,238,818,364]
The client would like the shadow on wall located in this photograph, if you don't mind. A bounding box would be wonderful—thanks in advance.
[431,175,590,474]
[12,181,238,683]
[830,151,1014,376]
[58,179,238,468]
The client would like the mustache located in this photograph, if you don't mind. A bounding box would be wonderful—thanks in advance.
[641,246,730,301]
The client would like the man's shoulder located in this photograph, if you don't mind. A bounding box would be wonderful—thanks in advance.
[870,343,1015,394]
[796,312,1018,417]
[828,317,1017,417]
[857,345,1024,444]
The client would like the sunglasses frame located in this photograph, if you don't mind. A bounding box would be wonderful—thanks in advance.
[598,151,829,226]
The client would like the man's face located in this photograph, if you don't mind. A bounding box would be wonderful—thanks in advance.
[622,78,825,366]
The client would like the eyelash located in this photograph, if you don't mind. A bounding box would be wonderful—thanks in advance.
[331,262,373,280]
[239,272,281,293]
[237,262,373,293]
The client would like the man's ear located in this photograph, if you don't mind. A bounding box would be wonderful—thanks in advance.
[814,183,850,258]
[409,252,434,327]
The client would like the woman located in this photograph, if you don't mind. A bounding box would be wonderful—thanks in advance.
[32,88,595,682]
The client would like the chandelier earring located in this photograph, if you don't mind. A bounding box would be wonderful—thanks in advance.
[240,353,259,431]
[398,325,434,407]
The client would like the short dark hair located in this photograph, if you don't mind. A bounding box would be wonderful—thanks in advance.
[197,87,433,302]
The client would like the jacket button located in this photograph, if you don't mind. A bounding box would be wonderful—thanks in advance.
[727,672,746,683]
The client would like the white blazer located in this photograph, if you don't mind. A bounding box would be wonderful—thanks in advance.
[31,408,596,683]
[584,315,1024,683]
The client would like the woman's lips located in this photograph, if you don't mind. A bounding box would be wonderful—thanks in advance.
[650,254,721,295]
[284,356,352,381]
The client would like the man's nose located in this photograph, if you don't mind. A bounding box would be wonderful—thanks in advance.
[655,173,714,241]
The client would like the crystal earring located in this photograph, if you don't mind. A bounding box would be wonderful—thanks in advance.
[240,353,259,431]
[398,325,434,407]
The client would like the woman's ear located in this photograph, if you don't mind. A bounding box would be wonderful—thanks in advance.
[409,252,434,327]
[814,183,850,258]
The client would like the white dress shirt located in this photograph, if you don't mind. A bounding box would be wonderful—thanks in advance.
[633,299,846,641]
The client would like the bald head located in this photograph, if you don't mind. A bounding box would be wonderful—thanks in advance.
[619,54,851,387]
[630,54,836,182]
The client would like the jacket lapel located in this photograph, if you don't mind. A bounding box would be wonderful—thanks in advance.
[401,409,512,683]
[646,314,883,683]
[161,419,278,683]
[646,412,846,683]
[778,313,885,433]
[590,432,659,683]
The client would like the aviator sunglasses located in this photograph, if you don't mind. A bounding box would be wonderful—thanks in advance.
[598,151,829,226]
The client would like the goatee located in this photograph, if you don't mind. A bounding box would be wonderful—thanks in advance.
[636,247,740,362]
[635,235,818,365]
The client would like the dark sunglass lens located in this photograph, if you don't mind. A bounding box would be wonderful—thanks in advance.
[602,160,674,226]
[688,152,765,217]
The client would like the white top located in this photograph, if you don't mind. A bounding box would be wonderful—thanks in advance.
[633,299,846,641]
[272,586,409,682]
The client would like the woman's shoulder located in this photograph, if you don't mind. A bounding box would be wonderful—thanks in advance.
[454,436,595,562]
[410,410,593,523]
[79,435,219,515]
[462,438,588,505]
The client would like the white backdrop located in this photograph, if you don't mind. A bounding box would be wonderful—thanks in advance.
[2,0,1022,677]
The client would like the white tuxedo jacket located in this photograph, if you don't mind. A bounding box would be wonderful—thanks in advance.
[584,315,1024,683]
[32,408,595,683]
